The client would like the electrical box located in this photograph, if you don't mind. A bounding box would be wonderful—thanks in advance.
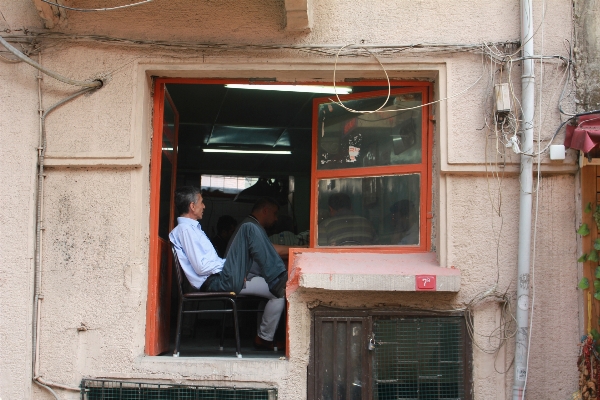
[494,83,511,114]
[549,144,566,160]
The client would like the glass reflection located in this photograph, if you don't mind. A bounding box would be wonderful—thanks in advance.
[317,175,420,246]
[317,93,422,170]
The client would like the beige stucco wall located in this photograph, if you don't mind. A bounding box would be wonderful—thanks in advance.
[0,0,580,399]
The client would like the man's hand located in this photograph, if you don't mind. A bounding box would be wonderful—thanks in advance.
[272,243,309,258]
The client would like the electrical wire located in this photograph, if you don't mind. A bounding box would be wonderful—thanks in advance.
[332,44,391,114]
[329,44,485,114]
[464,285,517,371]
[468,22,564,378]
[32,78,99,398]
[523,2,547,392]
[40,0,153,12]
[5,31,520,58]
[33,380,60,400]
[0,34,102,88]
[485,43,573,158]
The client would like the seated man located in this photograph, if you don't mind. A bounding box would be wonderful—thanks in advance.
[226,197,297,350]
[318,192,376,246]
[269,215,299,246]
[169,187,288,309]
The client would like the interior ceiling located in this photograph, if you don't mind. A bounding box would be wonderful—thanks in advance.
[166,83,388,177]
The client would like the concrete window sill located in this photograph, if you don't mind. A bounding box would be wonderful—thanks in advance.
[287,251,460,293]
[134,355,289,379]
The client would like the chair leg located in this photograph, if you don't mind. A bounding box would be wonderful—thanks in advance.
[227,298,242,358]
[173,300,184,357]
[219,310,226,351]
[192,300,201,338]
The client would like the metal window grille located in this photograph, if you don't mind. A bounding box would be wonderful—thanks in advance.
[373,317,466,400]
[314,317,369,399]
[81,379,277,400]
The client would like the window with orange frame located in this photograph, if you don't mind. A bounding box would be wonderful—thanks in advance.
[310,84,432,252]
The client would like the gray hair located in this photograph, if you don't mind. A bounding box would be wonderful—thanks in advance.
[174,186,202,216]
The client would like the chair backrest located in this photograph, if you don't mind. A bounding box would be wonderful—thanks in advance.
[170,242,186,298]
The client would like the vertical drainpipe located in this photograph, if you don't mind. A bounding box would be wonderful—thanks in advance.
[513,0,535,398]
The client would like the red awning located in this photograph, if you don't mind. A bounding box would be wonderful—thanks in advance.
[565,114,600,153]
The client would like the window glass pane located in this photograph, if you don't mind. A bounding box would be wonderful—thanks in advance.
[200,174,259,194]
[158,95,176,240]
[317,174,420,246]
[162,96,175,151]
[157,152,172,240]
[317,92,422,170]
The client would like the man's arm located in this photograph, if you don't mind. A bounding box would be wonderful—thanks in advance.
[272,243,308,258]
[272,243,292,258]
[178,225,224,276]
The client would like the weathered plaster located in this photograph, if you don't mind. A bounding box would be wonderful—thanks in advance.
[0,3,46,399]
[575,0,600,110]
[32,0,67,29]
[284,0,312,32]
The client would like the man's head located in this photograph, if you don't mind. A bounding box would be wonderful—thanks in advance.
[251,197,280,228]
[175,186,205,220]
[328,192,352,216]
[216,215,237,239]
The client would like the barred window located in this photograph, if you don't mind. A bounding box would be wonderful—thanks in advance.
[309,310,471,400]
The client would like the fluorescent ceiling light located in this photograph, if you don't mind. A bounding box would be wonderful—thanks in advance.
[225,84,352,95]
[162,147,173,151]
[203,148,292,155]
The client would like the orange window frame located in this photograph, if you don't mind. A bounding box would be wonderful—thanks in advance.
[146,79,433,354]
[146,81,179,355]
[309,84,433,253]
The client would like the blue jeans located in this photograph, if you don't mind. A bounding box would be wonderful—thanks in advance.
[204,223,286,293]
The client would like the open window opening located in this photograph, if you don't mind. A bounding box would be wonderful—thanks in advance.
[146,79,432,357]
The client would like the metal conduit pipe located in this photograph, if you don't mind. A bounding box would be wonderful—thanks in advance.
[0,34,102,88]
[32,86,97,397]
[513,0,535,398]
[32,87,97,397]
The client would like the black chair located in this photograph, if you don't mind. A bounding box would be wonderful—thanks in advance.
[171,243,256,358]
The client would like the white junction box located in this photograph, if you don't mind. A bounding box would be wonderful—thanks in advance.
[494,83,511,114]
[550,144,566,160]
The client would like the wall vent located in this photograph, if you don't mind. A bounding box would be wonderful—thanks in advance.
[81,379,277,400]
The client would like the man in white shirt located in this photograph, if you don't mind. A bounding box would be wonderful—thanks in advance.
[169,186,288,301]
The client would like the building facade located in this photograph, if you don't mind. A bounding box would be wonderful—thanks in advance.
[0,0,586,399]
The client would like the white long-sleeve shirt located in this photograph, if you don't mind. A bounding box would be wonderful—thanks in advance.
[169,217,225,289]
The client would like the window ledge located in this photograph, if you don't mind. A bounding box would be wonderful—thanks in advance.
[132,355,288,381]
[287,251,460,293]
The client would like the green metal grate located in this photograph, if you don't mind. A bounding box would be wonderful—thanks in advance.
[81,379,277,400]
[373,317,466,400]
